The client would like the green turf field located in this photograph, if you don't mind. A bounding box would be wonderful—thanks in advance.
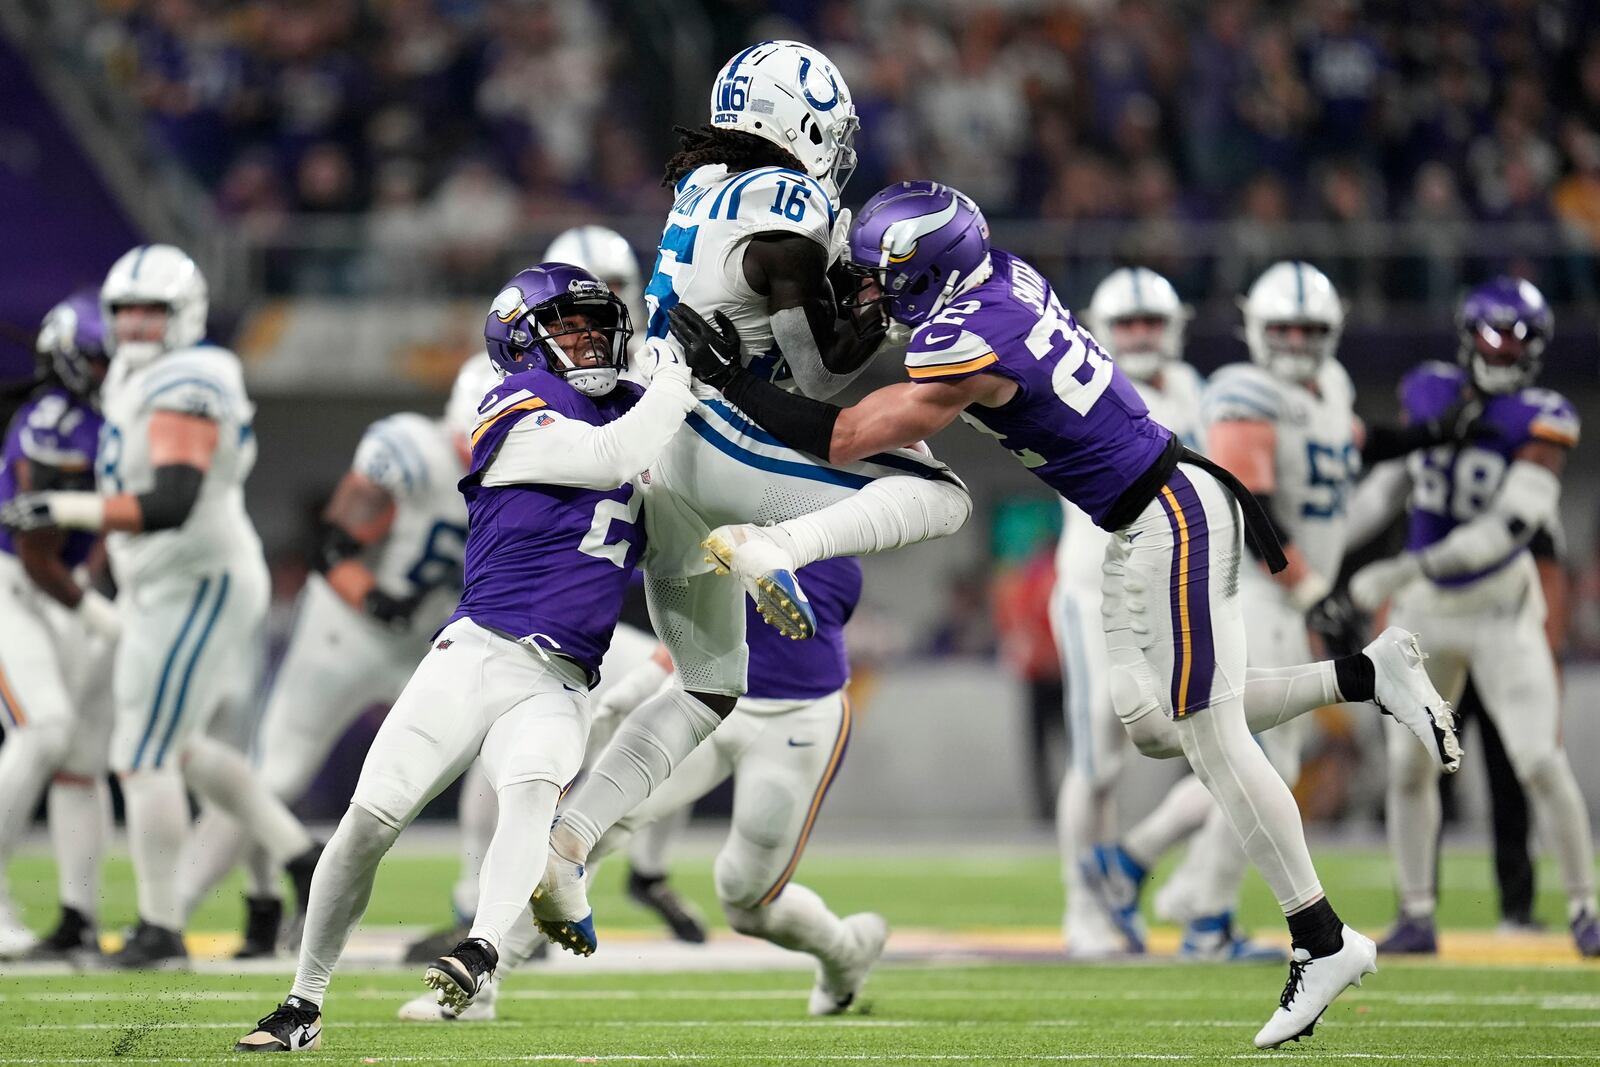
[3,844,1597,1064]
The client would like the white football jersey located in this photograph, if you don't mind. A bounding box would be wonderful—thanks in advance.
[1203,359,1360,582]
[350,412,469,619]
[643,163,835,389]
[1055,364,1207,593]
[97,345,263,586]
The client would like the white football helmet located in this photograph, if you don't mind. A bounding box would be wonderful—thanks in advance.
[1085,267,1190,381]
[542,226,642,317]
[1241,261,1345,383]
[100,244,208,370]
[445,353,501,437]
[709,40,858,198]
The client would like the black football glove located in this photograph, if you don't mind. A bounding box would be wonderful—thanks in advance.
[364,588,425,632]
[1427,396,1488,443]
[1306,588,1365,659]
[668,304,743,390]
[0,492,58,532]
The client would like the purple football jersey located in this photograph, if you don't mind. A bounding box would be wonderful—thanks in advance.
[745,556,861,700]
[1401,361,1579,586]
[0,388,103,567]
[448,370,647,682]
[903,249,1171,527]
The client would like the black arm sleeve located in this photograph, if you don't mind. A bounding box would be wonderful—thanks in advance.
[721,369,843,461]
[1361,421,1440,464]
[1245,492,1294,560]
[135,464,204,532]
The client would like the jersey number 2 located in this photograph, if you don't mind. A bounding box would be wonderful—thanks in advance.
[1028,294,1112,415]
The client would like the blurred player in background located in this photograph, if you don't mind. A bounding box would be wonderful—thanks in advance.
[1052,266,1209,958]
[175,356,495,957]
[1,245,323,968]
[534,41,973,954]
[234,263,703,1052]
[1346,277,1600,958]
[668,180,1464,1046]
[0,293,116,962]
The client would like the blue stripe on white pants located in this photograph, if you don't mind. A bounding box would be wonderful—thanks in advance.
[153,573,232,768]
[131,577,212,769]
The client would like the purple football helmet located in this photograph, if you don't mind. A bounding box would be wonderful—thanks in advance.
[1457,276,1553,394]
[485,262,632,395]
[843,181,991,329]
[36,289,110,399]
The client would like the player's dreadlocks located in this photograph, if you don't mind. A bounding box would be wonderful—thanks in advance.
[662,125,805,187]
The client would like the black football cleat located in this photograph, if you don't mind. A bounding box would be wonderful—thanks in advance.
[235,996,322,1052]
[403,923,472,965]
[235,895,284,959]
[106,920,187,969]
[423,937,499,1015]
[25,906,100,963]
[627,870,708,944]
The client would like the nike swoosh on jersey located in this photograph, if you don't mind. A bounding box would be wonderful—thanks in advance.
[920,332,958,346]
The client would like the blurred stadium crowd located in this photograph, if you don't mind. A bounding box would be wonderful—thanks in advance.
[62,0,1600,306]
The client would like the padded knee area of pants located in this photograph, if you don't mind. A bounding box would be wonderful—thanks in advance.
[721,900,769,937]
[714,833,787,912]
[1109,664,1165,730]
[1124,712,1184,759]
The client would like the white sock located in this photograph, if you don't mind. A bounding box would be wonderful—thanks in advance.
[1175,696,1323,916]
[724,882,848,962]
[767,476,971,568]
[628,804,689,879]
[119,770,189,930]
[1121,774,1213,869]
[179,806,249,918]
[47,775,109,920]
[1242,662,1341,734]
[289,805,398,1006]
[453,764,497,922]
[468,780,561,951]
[1518,755,1599,920]
[1056,767,1113,893]
[0,725,68,864]
[559,686,722,857]
[1384,718,1440,918]
[181,736,312,864]
[245,844,278,899]
[1163,806,1251,919]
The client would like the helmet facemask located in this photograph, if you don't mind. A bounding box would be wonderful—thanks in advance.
[1464,319,1544,394]
[1104,313,1178,382]
[530,288,632,397]
[1257,320,1336,383]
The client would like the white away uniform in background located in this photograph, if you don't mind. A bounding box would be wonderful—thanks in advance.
[256,413,468,801]
[1202,358,1359,777]
[99,345,271,771]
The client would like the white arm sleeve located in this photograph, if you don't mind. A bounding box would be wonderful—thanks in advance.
[1418,460,1560,577]
[1343,459,1411,553]
[770,306,872,400]
[480,365,697,491]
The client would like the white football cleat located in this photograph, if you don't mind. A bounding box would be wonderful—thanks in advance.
[530,834,597,957]
[809,913,888,1016]
[703,524,817,640]
[0,901,37,960]
[1365,627,1461,773]
[398,974,499,1022]
[1253,925,1377,1049]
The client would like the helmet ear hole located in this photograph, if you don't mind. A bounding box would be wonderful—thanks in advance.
[909,276,930,296]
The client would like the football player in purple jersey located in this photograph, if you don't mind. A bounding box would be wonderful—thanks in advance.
[668,180,1466,1047]
[1346,277,1599,959]
[0,293,116,963]
[235,264,702,1054]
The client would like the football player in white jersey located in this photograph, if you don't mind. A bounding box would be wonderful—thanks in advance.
[0,294,117,962]
[533,41,972,953]
[1,245,322,967]
[175,356,496,956]
[1053,266,1207,957]
[1144,261,1371,958]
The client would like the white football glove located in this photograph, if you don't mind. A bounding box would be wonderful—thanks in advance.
[0,491,104,532]
[75,590,122,641]
[1348,554,1424,613]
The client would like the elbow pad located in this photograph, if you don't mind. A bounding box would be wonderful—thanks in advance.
[316,523,365,574]
[135,464,204,532]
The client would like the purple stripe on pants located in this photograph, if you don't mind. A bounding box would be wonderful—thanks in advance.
[1157,469,1215,718]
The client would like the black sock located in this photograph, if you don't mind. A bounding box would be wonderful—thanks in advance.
[1333,653,1376,703]
[1286,898,1345,958]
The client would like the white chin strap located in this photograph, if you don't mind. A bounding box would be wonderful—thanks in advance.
[113,341,166,370]
[566,367,619,397]
[1470,355,1524,395]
